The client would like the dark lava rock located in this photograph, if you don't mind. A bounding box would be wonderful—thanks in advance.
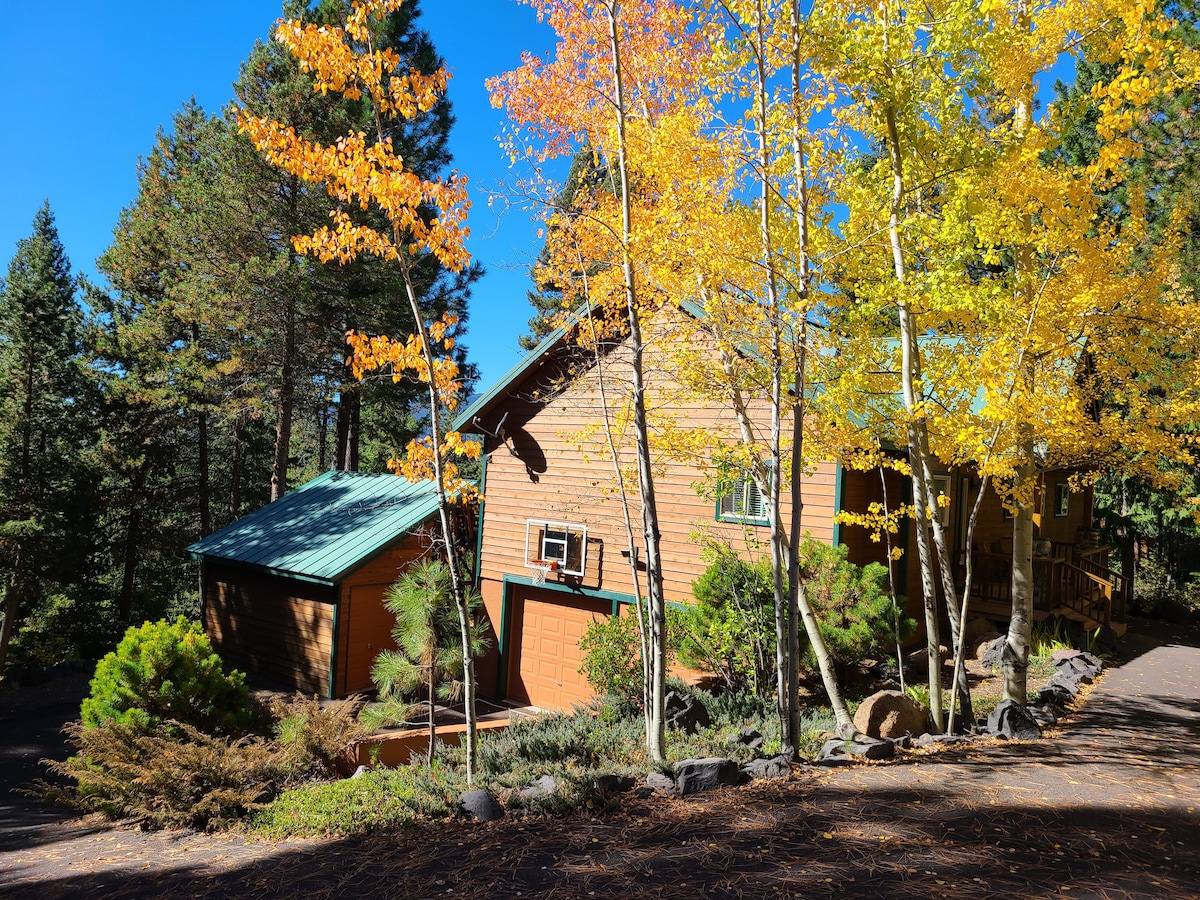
[460,789,505,822]
[664,691,712,734]
[987,700,1042,741]
[674,757,740,795]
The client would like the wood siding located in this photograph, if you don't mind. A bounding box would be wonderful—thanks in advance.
[334,533,436,696]
[204,562,336,696]
[469,316,838,703]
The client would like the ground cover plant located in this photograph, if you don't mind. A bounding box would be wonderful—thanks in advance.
[45,618,366,831]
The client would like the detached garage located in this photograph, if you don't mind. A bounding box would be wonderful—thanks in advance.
[187,471,443,698]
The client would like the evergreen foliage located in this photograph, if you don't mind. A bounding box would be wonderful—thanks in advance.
[80,617,251,735]
[677,547,776,695]
[364,559,489,754]
[0,203,94,678]
[796,540,913,670]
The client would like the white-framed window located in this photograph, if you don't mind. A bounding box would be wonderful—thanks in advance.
[717,474,769,526]
[525,520,587,576]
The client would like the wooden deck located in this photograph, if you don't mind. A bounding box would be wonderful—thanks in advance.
[960,541,1129,637]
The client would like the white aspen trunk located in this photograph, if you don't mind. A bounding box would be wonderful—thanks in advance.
[1003,0,1036,708]
[607,3,667,762]
[580,269,651,729]
[883,98,944,733]
[750,0,792,753]
[1005,432,1036,703]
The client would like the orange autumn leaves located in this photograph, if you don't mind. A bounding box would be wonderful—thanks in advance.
[239,0,478,501]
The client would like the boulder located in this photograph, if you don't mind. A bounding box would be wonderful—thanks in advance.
[986,700,1042,741]
[350,764,368,779]
[974,632,1004,660]
[853,689,932,739]
[1035,683,1076,706]
[520,774,558,798]
[674,757,740,795]
[914,732,974,748]
[1046,671,1085,696]
[1029,703,1065,726]
[740,755,792,781]
[645,771,677,794]
[664,691,712,734]
[460,789,505,822]
[964,617,999,646]
[815,736,896,765]
[904,645,951,677]
[980,636,1007,669]
[729,727,764,750]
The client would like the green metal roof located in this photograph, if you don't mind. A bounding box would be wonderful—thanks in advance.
[186,471,440,584]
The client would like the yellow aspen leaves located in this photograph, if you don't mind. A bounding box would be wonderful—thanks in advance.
[239,0,479,501]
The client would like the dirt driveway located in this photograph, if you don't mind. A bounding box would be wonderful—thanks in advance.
[2,619,1198,899]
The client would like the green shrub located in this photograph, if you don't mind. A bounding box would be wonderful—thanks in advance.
[43,720,282,831]
[80,617,251,735]
[578,612,647,708]
[677,547,775,695]
[799,539,913,670]
[250,764,462,838]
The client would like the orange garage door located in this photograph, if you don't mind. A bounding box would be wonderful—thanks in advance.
[508,587,610,710]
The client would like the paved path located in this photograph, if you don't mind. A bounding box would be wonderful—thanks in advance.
[1,631,1197,898]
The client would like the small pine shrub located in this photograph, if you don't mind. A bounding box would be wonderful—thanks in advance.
[677,547,775,695]
[81,617,251,735]
[43,720,282,831]
[269,694,367,778]
[798,539,913,670]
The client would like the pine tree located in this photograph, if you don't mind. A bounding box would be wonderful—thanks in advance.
[0,203,90,676]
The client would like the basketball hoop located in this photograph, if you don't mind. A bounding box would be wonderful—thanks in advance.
[528,558,558,585]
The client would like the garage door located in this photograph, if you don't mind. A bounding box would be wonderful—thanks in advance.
[508,587,610,710]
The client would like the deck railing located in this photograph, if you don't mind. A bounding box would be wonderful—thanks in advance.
[962,544,1128,628]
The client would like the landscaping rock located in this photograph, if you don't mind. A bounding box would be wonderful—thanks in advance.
[980,636,1008,669]
[1054,652,1102,680]
[1046,671,1086,696]
[849,736,896,760]
[646,771,677,793]
[729,727,764,750]
[460,789,505,822]
[1036,683,1076,706]
[674,757,740,795]
[975,632,1004,660]
[350,764,368,779]
[914,732,974,748]
[814,739,857,766]
[520,774,558,798]
[904,645,951,678]
[594,774,634,795]
[815,736,896,765]
[740,755,792,781]
[1029,703,1064,726]
[853,689,932,739]
[664,691,712,734]
[987,700,1043,741]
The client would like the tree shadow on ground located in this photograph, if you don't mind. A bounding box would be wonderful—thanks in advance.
[2,780,1195,899]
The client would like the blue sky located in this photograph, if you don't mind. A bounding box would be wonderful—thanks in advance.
[0,0,557,390]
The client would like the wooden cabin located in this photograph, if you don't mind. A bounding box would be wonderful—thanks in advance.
[455,313,837,711]
[188,471,445,697]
